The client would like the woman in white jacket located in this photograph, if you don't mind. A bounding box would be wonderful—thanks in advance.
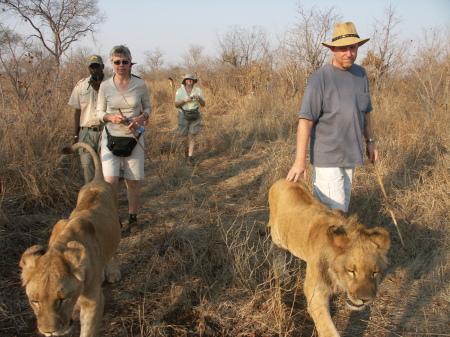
[97,45,151,231]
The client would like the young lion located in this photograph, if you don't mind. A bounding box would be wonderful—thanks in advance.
[20,143,121,337]
[268,179,390,337]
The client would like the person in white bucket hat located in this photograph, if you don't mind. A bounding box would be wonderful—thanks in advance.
[175,74,206,165]
[286,22,378,212]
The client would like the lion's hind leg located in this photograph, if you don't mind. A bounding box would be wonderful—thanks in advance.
[104,254,121,283]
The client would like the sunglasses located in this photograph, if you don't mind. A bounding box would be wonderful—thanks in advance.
[113,60,130,65]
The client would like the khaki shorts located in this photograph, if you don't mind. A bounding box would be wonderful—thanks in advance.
[177,110,202,136]
[100,133,145,180]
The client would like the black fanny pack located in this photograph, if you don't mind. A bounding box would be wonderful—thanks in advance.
[182,107,200,120]
[105,126,141,157]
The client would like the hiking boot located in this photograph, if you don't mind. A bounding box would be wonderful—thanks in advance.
[129,214,138,225]
[187,156,195,166]
[127,214,140,233]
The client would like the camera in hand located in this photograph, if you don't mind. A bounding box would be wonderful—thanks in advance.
[90,73,99,81]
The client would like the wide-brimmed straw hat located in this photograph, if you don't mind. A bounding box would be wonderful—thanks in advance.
[181,74,198,84]
[322,22,369,48]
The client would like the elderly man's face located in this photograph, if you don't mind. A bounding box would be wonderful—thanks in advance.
[330,43,359,70]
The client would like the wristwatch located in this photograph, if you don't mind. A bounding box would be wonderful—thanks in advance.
[366,138,376,143]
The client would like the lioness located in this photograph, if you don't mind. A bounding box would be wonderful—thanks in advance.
[20,143,121,337]
[268,179,390,337]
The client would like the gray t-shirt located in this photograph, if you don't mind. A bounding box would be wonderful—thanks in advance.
[300,63,372,167]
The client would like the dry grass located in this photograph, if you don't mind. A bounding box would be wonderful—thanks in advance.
[0,56,449,337]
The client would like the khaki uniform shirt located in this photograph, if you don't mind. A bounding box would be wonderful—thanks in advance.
[68,76,110,127]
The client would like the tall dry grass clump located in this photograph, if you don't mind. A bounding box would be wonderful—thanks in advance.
[0,53,89,212]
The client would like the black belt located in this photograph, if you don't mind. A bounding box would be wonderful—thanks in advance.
[82,126,103,132]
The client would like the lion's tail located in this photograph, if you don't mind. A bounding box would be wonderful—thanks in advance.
[62,143,103,181]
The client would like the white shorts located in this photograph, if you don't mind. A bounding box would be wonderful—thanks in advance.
[313,167,355,212]
[101,134,145,180]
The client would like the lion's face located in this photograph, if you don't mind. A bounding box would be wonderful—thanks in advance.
[328,226,390,310]
[26,273,81,336]
[20,245,85,336]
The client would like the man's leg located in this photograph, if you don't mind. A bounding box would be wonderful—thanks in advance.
[78,129,98,184]
[342,168,354,211]
[80,154,95,184]
[312,167,355,212]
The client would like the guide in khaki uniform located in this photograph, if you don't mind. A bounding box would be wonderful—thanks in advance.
[68,55,109,184]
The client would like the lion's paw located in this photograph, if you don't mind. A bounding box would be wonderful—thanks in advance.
[106,270,121,283]
[105,257,121,283]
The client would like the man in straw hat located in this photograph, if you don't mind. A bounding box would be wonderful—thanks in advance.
[286,22,378,212]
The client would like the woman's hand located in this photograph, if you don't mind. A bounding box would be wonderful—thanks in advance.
[126,115,146,131]
[105,113,127,124]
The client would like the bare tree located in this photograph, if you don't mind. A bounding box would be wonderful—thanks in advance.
[289,4,340,73]
[275,31,303,98]
[0,0,105,66]
[361,4,412,92]
[216,25,269,69]
[0,24,34,100]
[0,22,73,132]
[408,27,449,117]
[182,44,206,75]
[144,47,165,77]
[277,4,341,96]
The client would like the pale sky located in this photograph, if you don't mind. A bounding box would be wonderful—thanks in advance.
[91,0,449,66]
[4,0,450,67]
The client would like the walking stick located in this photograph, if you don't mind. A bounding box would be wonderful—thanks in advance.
[372,162,405,247]
[118,109,168,190]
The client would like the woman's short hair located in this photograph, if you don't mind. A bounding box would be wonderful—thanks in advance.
[110,45,132,61]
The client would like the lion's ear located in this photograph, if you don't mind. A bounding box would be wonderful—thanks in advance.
[327,225,349,252]
[64,241,89,282]
[20,245,46,286]
[366,227,391,254]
